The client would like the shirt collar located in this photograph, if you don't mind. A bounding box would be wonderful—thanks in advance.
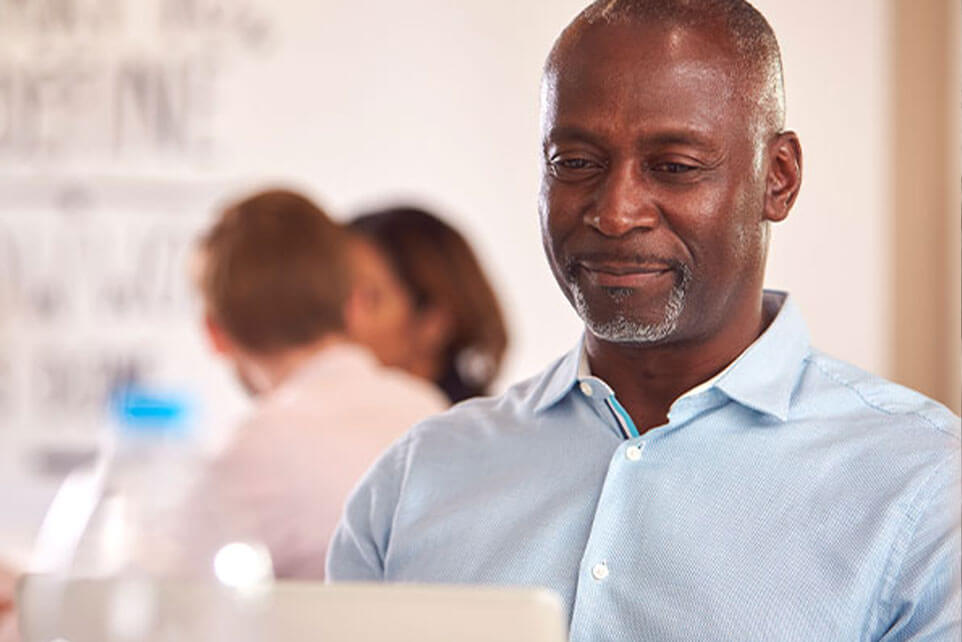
[532,290,810,421]
[532,339,584,413]
[713,291,809,421]
[575,343,733,399]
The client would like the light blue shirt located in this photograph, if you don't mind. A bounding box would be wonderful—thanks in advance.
[328,292,961,641]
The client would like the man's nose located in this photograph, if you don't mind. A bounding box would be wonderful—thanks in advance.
[585,161,660,237]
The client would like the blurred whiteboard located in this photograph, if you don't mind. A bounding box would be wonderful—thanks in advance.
[0,1,280,562]
[0,177,250,565]
[0,177,248,443]
[0,0,272,169]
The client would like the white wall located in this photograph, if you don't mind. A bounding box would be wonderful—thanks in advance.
[759,0,891,379]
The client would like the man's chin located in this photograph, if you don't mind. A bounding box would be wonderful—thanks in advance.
[582,313,680,344]
[571,282,688,344]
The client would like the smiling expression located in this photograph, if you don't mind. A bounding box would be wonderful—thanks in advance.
[540,19,775,347]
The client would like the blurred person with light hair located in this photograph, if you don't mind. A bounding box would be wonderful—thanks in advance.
[186,188,446,579]
[347,207,508,404]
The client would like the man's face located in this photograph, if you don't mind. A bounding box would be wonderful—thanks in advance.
[540,21,771,346]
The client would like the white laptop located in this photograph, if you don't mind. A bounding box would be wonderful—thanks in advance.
[18,576,569,642]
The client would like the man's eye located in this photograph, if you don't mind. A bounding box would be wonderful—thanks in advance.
[548,157,603,179]
[653,162,697,174]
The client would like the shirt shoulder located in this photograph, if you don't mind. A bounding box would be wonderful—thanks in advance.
[802,350,960,442]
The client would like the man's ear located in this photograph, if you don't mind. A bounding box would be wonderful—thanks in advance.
[764,131,803,223]
[204,313,235,356]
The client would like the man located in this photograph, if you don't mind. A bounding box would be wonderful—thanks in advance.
[186,189,446,579]
[327,1,961,640]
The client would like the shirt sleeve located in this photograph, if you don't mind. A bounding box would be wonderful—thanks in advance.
[326,432,412,581]
[875,450,962,641]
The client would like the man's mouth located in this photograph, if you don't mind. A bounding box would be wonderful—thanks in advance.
[575,259,676,289]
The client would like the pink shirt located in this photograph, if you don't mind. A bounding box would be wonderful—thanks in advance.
[183,343,447,579]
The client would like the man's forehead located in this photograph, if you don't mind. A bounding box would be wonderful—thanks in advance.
[542,21,745,129]
[543,9,785,142]
[546,18,741,89]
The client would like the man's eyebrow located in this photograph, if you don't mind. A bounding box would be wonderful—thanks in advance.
[545,126,722,152]
[639,130,721,151]
[544,126,605,147]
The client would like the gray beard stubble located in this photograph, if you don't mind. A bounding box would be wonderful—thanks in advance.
[571,266,692,344]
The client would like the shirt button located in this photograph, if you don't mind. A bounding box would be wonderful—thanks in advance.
[625,444,644,461]
[591,561,609,581]
[579,382,593,397]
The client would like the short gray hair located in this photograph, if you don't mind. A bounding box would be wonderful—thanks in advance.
[556,0,786,138]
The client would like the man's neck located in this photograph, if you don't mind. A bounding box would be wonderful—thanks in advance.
[585,304,772,434]
[243,333,349,396]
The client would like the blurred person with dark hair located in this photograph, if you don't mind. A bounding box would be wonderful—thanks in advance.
[186,189,446,579]
[348,207,508,404]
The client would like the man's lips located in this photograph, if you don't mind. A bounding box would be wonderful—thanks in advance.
[576,259,676,288]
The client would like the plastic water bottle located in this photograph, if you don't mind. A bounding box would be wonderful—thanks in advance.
[21,385,275,641]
